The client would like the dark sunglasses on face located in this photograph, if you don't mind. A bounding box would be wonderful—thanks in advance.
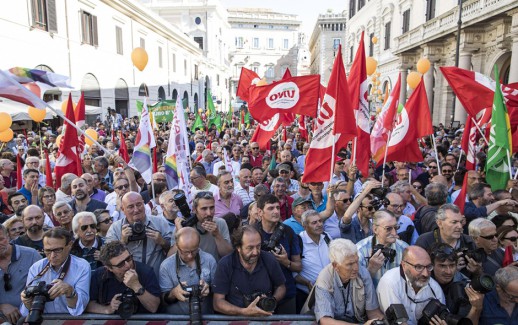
[504,236,518,242]
[99,218,113,225]
[341,198,353,203]
[115,184,130,191]
[80,224,97,232]
[479,233,497,240]
[112,255,133,268]
[360,205,374,211]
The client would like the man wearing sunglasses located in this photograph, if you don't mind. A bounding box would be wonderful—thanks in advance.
[86,241,160,314]
[465,183,518,225]
[377,246,445,325]
[248,142,263,168]
[0,224,41,324]
[70,212,104,270]
[479,266,518,324]
[469,218,501,276]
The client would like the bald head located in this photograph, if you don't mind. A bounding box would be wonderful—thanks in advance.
[403,246,431,265]
[175,227,200,247]
[431,175,448,187]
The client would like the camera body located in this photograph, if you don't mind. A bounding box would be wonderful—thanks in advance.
[261,223,285,254]
[470,273,495,294]
[244,292,277,312]
[128,221,147,242]
[372,244,397,262]
[174,193,199,228]
[117,288,138,319]
[419,299,473,325]
[24,281,54,325]
[370,187,390,210]
[456,247,487,264]
[185,284,202,325]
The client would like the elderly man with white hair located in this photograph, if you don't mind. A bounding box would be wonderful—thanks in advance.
[70,211,104,270]
[469,218,501,276]
[305,238,384,324]
[200,149,215,175]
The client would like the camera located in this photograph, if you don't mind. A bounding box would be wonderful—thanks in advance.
[456,247,487,264]
[372,303,408,324]
[185,284,202,325]
[24,281,54,325]
[372,244,396,263]
[244,292,277,312]
[470,273,495,294]
[174,193,198,228]
[262,223,285,254]
[117,288,138,319]
[418,299,473,325]
[370,187,390,210]
[128,221,147,242]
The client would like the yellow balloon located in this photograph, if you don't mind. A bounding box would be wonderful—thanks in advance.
[56,135,63,146]
[407,71,422,89]
[28,106,46,123]
[366,57,378,76]
[85,128,98,146]
[61,100,77,114]
[372,36,378,44]
[0,113,12,133]
[256,78,268,86]
[0,128,13,142]
[131,47,149,71]
[417,58,431,74]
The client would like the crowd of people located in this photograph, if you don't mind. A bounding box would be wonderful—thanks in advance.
[0,113,517,325]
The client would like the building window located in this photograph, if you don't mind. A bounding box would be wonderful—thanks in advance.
[266,66,274,78]
[140,38,145,49]
[158,46,163,68]
[384,22,391,50]
[217,74,220,86]
[333,38,341,50]
[253,37,259,48]
[194,37,204,50]
[350,46,354,63]
[349,0,356,18]
[235,37,244,48]
[115,26,123,55]
[402,9,410,33]
[173,53,176,72]
[426,0,436,21]
[252,65,259,73]
[268,38,274,49]
[369,33,374,57]
[80,10,98,46]
[283,39,289,49]
[194,65,198,80]
[358,0,365,10]
[31,0,58,32]
[184,59,187,76]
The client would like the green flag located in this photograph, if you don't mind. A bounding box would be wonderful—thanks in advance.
[207,89,221,131]
[192,110,204,131]
[485,66,512,190]
[224,103,233,129]
[244,111,251,127]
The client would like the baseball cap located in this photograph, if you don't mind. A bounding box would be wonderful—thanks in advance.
[292,197,313,210]
[276,163,291,172]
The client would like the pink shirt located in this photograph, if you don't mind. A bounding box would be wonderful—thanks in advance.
[214,191,243,218]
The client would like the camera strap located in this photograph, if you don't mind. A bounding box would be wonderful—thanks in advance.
[28,255,72,286]
[175,252,202,289]
[230,252,274,298]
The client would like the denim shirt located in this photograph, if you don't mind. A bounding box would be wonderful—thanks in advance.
[339,214,373,244]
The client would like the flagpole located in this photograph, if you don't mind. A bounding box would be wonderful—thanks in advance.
[352,109,360,165]
[457,150,463,170]
[381,131,392,187]
[471,117,489,145]
[329,134,336,183]
[431,134,442,175]
[513,166,518,180]
[507,149,513,179]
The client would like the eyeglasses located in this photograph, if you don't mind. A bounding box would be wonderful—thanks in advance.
[360,205,374,211]
[336,162,345,166]
[42,195,55,199]
[3,273,11,291]
[44,247,65,255]
[178,247,199,256]
[376,224,401,232]
[479,233,497,240]
[504,236,518,242]
[115,184,129,191]
[251,147,259,150]
[428,165,438,169]
[500,286,518,301]
[340,198,353,203]
[389,204,405,210]
[279,170,289,174]
[80,224,97,231]
[413,185,422,190]
[99,217,113,225]
[195,191,214,199]
[442,169,453,173]
[55,210,71,217]
[111,254,133,268]
[403,260,434,273]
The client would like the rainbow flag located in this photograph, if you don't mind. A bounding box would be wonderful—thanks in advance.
[129,97,156,183]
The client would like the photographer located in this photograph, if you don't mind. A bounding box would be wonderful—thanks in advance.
[385,193,419,245]
[429,243,484,324]
[159,227,216,314]
[106,192,172,277]
[340,180,382,244]
[356,210,408,288]
[174,191,233,261]
[255,194,301,314]
[213,225,286,316]
[20,228,91,317]
[480,266,518,324]
[86,241,160,315]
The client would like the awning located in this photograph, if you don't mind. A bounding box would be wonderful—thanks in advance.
[0,98,54,121]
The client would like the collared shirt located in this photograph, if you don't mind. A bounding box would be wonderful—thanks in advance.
[283,216,304,235]
[297,231,330,293]
[212,251,285,308]
[201,160,215,175]
[356,236,408,288]
[106,215,172,277]
[248,153,264,168]
[314,264,378,323]
[190,183,219,197]
[69,198,108,214]
[296,154,306,173]
[397,215,419,245]
[480,290,518,325]
[323,212,341,239]
[403,202,416,217]
[287,179,299,194]
[377,267,445,325]
[234,185,254,206]
[310,194,327,213]
[55,189,72,202]
[214,191,243,218]
[70,237,103,270]
[18,186,34,204]
[353,179,363,197]
[339,214,373,244]
[20,255,91,316]
[159,250,217,314]
[90,188,106,202]
[0,245,41,307]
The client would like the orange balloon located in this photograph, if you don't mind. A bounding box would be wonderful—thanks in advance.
[56,135,63,146]
[28,106,46,123]
[366,57,377,76]
[407,71,422,89]
[0,128,13,142]
[372,36,378,44]
[131,47,149,71]
[417,58,431,74]
[256,78,268,86]
[0,113,12,133]
[61,100,77,114]
[85,128,98,146]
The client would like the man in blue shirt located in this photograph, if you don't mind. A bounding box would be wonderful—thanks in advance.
[283,197,312,235]
[480,265,518,325]
[18,169,39,205]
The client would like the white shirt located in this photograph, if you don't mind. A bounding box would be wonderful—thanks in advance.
[190,183,219,197]
[296,231,331,294]
[234,184,254,206]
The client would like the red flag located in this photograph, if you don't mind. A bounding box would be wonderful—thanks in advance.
[54,95,82,188]
[75,92,85,128]
[454,173,469,214]
[251,113,285,150]
[503,245,515,267]
[16,154,22,190]
[236,68,260,102]
[461,116,477,171]
[383,79,433,164]
[383,74,402,132]
[44,150,53,188]
[299,115,308,140]
[302,45,356,183]
[248,75,321,121]
[348,32,370,177]
[153,147,158,173]
[119,131,130,163]
[282,68,292,79]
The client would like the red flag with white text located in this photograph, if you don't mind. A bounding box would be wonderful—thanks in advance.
[236,68,260,102]
[299,115,308,140]
[251,113,294,150]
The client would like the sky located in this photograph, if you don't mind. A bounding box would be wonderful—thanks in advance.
[220,0,346,36]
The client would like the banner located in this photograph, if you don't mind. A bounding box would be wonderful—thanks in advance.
[136,100,182,123]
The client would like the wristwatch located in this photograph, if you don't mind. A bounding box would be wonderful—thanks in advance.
[135,287,145,296]
[66,290,77,299]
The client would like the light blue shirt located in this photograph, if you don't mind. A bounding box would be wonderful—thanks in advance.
[397,214,419,245]
[283,216,304,235]
[323,212,341,239]
[296,231,330,293]
[20,255,91,316]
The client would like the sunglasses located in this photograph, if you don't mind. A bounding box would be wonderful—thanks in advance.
[115,184,129,191]
[80,224,97,232]
[504,236,518,242]
[360,205,374,211]
[99,217,113,225]
[4,273,11,291]
[336,162,345,165]
[112,254,133,268]
[479,233,497,240]
[413,185,422,190]
[340,198,353,203]
[377,224,401,232]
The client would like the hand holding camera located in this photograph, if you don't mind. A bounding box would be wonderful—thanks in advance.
[464,285,484,310]
[108,293,123,314]
[170,282,189,302]
[243,295,274,317]
[368,249,386,274]
[121,224,133,244]
[271,244,289,265]
[48,279,74,300]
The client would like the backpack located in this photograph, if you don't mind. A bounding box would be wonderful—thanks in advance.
[413,205,438,234]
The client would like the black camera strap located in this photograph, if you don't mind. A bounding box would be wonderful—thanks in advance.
[28,255,72,287]
[230,252,274,298]
[175,252,202,289]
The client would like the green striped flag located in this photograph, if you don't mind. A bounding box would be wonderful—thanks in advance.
[207,89,221,131]
[485,66,512,190]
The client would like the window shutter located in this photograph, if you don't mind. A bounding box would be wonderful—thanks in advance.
[46,0,58,33]
[92,15,98,46]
